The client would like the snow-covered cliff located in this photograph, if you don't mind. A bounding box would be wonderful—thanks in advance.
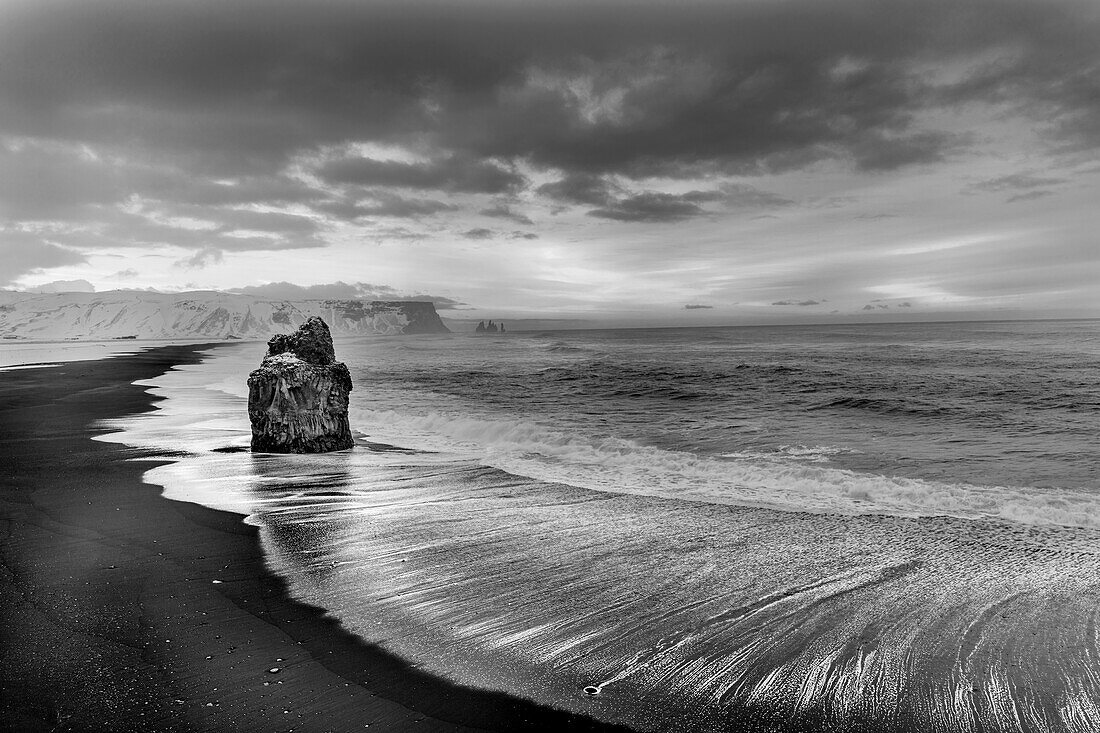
[0,290,450,340]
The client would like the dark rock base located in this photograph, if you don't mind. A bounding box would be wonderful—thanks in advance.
[247,317,354,454]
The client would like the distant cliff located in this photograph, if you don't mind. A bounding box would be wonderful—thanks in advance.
[0,290,450,340]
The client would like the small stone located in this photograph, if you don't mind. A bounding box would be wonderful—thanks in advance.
[268,667,281,674]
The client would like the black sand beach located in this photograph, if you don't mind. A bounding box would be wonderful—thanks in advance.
[0,345,632,733]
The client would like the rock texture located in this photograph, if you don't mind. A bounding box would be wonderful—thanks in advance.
[248,317,354,453]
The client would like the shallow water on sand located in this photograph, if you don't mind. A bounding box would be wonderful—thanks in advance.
[98,322,1100,732]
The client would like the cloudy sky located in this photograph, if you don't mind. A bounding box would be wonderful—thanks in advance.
[1,0,1098,325]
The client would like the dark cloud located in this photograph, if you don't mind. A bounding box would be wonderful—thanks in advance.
[968,173,1067,193]
[812,196,861,209]
[965,172,1067,203]
[39,208,328,270]
[310,200,370,221]
[0,231,87,285]
[588,192,708,223]
[772,299,821,306]
[360,194,457,218]
[0,140,330,262]
[459,226,537,239]
[1006,190,1055,203]
[0,140,328,223]
[548,180,790,222]
[146,175,321,208]
[2,0,1097,189]
[317,156,525,194]
[0,143,124,220]
[0,0,1097,291]
[538,174,624,206]
[929,9,1100,154]
[850,131,967,171]
[317,191,457,219]
[479,203,534,225]
[716,183,795,209]
[684,304,713,309]
[433,2,1092,177]
[968,172,1069,201]
[679,190,726,204]
[367,226,426,242]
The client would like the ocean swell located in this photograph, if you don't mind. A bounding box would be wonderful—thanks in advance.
[809,395,950,417]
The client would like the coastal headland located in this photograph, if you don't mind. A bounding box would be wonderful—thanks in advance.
[0,345,630,732]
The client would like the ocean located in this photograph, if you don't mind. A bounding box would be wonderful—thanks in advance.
[100,320,1100,732]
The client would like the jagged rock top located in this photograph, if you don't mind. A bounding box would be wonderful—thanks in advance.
[265,316,336,365]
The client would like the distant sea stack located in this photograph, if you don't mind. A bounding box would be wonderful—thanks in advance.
[247,317,354,453]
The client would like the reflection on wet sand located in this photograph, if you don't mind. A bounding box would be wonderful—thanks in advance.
[237,451,1100,733]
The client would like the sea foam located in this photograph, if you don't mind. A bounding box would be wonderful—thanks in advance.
[354,405,1100,529]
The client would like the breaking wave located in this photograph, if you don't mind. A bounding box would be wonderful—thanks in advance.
[354,406,1100,530]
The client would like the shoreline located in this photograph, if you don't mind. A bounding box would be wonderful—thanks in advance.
[0,344,634,732]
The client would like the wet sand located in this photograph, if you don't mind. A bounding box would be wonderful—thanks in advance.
[0,345,632,732]
[108,344,1100,733]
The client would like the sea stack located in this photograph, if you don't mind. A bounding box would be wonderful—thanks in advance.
[247,317,354,453]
